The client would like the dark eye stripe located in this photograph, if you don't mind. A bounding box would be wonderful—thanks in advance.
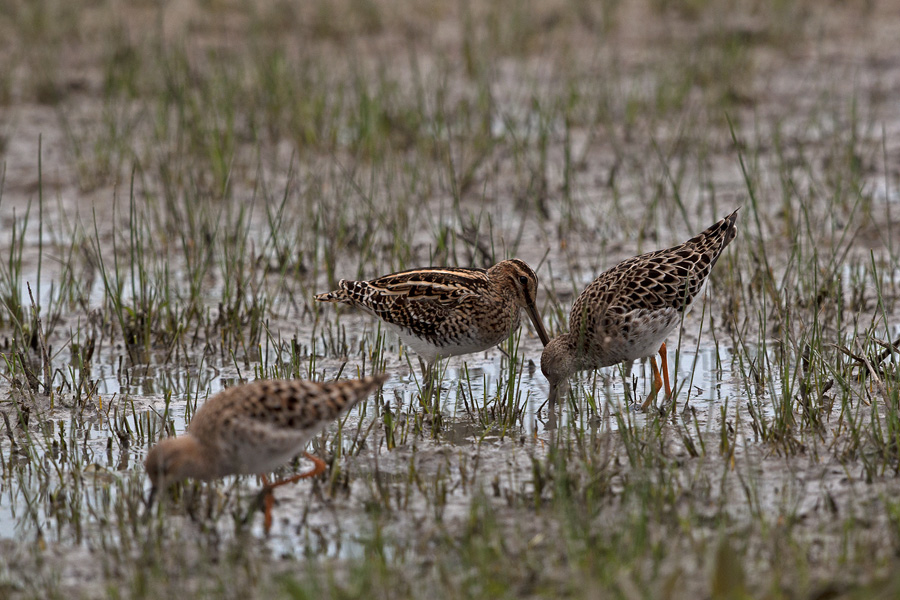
[518,274,535,303]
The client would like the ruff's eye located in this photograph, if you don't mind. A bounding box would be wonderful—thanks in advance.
[518,275,529,286]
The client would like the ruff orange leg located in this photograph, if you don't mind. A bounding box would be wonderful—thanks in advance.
[659,342,672,398]
[260,453,327,532]
[641,356,663,411]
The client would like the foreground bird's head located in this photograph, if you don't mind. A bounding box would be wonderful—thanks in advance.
[541,335,577,407]
[489,259,551,346]
[144,435,208,504]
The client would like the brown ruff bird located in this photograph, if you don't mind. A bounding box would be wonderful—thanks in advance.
[316,259,550,377]
[144,374,387,531]
[541,209,739,411]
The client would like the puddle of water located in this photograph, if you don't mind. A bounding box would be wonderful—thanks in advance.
[0,328,761,557]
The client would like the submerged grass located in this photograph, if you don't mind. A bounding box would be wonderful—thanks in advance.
[1,0,900,598]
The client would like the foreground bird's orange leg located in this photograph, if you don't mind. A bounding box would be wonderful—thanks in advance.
[641,357,663,411]
[659,342,672,398]
[260,452,327,532]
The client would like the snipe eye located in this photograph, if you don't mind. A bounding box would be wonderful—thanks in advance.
[518,275,529,286]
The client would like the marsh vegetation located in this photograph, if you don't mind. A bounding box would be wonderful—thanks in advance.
[1,0,899,597]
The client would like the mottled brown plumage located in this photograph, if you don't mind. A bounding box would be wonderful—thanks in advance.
[541,209,739,410]
[144,374,387,530]
[315,259,550,363]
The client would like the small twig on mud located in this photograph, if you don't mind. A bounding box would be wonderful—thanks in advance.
[830,342,866,364]
[855,339,891,403]
[873,336,900,364]
[833,337,899,385]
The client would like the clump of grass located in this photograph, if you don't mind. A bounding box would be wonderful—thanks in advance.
[459,332,531,438]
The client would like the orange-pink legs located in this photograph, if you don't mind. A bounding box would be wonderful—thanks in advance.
[260,452,326,532]
[660,342,672,398]
[640,342,673,411]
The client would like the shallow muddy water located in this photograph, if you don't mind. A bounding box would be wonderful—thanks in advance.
[2,0,900,597]
[0,319,757,552]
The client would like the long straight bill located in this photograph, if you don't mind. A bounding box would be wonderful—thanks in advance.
[525,303,551,346]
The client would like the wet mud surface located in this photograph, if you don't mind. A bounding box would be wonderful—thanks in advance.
[1,0,900,597]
